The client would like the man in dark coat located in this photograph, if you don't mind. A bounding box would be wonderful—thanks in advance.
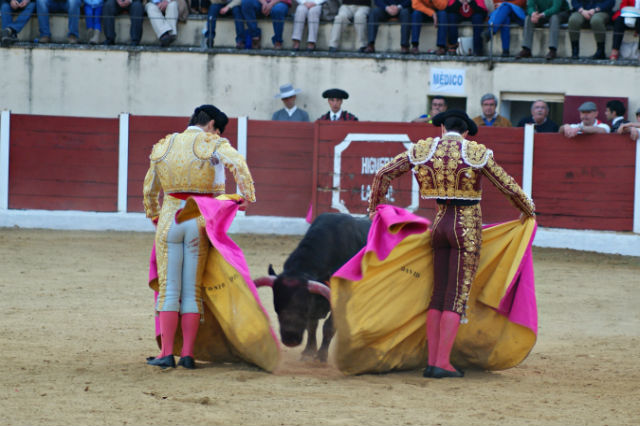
[318,88,359,121]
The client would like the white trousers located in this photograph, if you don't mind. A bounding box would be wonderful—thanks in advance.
[329,4,370,49]
[145,1,179,38]
[292,4,322,43]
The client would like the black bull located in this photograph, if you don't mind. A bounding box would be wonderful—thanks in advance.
[254,213,371,362]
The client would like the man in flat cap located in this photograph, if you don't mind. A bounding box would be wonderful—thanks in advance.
[559,101,610,138]
[272,83,310,122]
[143,104,256,369]
[318,88,359,121]
[368,109,535,379]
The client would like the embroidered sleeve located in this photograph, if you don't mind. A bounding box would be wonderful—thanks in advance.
[142,163,162,219]
[482,156,535,216]
[368,152,411,213]
[216,139,256,203]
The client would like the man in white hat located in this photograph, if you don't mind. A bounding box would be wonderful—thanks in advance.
[272,84,310,122]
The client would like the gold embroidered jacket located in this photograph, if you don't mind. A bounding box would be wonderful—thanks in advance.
[143,128,256,219]
[368,133,535,215]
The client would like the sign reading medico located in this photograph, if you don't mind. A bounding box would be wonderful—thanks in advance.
[430,68,465,94]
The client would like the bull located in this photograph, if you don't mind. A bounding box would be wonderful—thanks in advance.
[254,212,370,362]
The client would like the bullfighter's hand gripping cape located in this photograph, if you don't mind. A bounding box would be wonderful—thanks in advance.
[148,195,280,372]
[331,204,537,375]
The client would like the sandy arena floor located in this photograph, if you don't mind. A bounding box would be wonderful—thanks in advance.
[0,228,638,425]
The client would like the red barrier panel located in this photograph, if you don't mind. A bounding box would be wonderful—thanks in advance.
[127,116,238,213]
[532,132,635,231]
[245,120,314,217]
[9,114,119,211]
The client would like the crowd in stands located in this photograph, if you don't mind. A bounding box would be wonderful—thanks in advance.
[272,83,640,140]
[1,0,639,59]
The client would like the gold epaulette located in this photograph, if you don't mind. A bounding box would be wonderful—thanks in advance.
[193,132,221,160]
[462,140,492,167]
[149,133,175,162]
[408,137,437,165]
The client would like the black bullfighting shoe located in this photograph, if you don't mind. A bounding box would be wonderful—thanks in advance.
[422,365,435,377]
[177,356,196,369]
[146,355,176,369]
[431,366,464,378]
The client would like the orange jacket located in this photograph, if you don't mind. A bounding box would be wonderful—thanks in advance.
[412,0,447,16]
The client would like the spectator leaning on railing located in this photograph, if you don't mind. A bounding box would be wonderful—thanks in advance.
[559,101,611,138]
[567,0,614,59]
[617,108,640,141]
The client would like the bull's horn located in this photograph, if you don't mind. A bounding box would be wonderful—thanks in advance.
[307,280,331,301]
[254,275,277,288]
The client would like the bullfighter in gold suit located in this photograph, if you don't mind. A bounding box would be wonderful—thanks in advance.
[143,105,256,369]
[368,110,535,378]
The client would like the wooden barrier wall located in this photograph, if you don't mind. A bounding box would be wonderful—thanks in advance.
[5,114,638,232]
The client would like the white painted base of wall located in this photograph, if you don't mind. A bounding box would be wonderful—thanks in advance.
[1,209,639,257]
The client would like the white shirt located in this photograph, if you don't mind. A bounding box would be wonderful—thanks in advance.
[331,110,343,121]
[285,106,298,117]
[569,119,611,133]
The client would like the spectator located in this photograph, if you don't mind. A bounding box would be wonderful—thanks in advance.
[272,83,310,121]
[515,0,569,59]
[241,0,291,49]
[609,0,640,60]
[1,0,36,46]
[84,0,103,44]
[203,0,244,48]
[517,100,559,132]
[567,0,614,59]
[617,107,640,141]
[291,0,325,51]
[362,0,411,53]
[412,96,448,123]
[444,0,488,56]
[328,0,371,52]
[35,0,81,43]
[604,100,628,133]
[145,0,179,46]
[410,0,447,54]
[472,93,512,127]
[559,101,611,138]
[481,0,526,57]
[318,88,359,121]
[102,0,144,46]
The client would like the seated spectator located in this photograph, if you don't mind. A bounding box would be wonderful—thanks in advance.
[318,88,359,120]
[35,0,81,43]
[84,0,103,44]
[472,93,512,127]
[328,0,371,52]
[241,0,291,49]
[559,101,610,138]
[1,0,36,46]
[189,0,208,13]
[362,0,411,53]
[272,83,310,121]
[567,0,614,59]
[291,0,325,51]
[102,0,144,46]
[204,0,244,48]
[444,0,488,56]
[617,107,640,141]
[410,0,447,54]
[144,0,179,46]
[412,95,447,123]
[517,100,559,132]
[609,0,640,60]
[516,0,569,59]
[604,100,628,133]
[482,0,526,57]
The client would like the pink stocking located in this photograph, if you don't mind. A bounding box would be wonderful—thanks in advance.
[426,309,442,366]
[435,310,461,371]
[180,313,200,358]
[158,311,179,358]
